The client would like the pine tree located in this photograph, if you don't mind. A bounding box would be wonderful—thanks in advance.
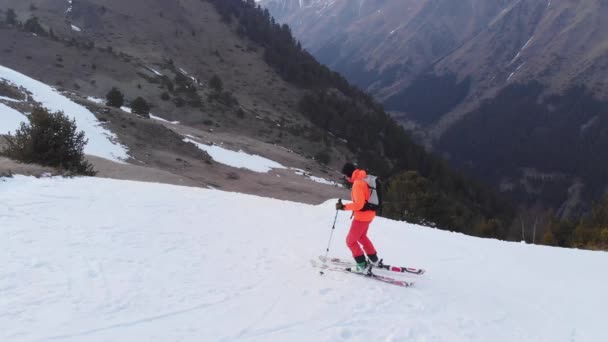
[24,16,45,35]
[131,97,151,116]
[542,229,558,246]
[5,8,17,25]
[3,107,95,175]
[209,75,223,93]
[106,87,124,108]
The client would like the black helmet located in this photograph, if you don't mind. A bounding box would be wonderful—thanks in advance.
[341,162,357,177]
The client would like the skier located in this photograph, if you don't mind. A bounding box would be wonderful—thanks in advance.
[335,162,381,273]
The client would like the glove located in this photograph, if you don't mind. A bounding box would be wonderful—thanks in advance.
[335,201,345,210]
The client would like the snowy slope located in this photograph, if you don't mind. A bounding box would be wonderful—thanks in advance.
[1,176,607,341]
[0,102,27,135]
[0,65,129,162]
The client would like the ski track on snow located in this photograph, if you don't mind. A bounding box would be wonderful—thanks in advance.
[1,176,607,341]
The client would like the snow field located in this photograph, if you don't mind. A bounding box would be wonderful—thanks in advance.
[0,102,27,135]
[1,176,607,341]
[184,137,286,173]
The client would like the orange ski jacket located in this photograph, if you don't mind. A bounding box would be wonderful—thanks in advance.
[343,169,376,222]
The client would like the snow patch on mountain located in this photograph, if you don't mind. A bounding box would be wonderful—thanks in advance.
[147,67,163,77]
[149,114,179,124]
[184,136,286,173]
[0,95,21,102]
[507,62,526,81]
[0,65,129,162]
[178,67,198,84]
[293,168,341,186]
[0,102,27,134]
[509,36,534,65]
[87,96,105,105]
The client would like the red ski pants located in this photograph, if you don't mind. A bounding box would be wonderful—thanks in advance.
[346,220,377,258]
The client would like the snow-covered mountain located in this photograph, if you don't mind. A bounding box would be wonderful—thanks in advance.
[2,175,607,341]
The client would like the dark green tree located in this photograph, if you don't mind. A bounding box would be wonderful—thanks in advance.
[572,195,608,249]
[383,171,442,226]
[209,75,223,93]
[174,73,195,93]
[130,97,151,116]
[105,87,124,108]
[24,16,45,35]
[5,8,17,25]
[315,150,331,165]
[209,75,224,94]
[3,107,95,175]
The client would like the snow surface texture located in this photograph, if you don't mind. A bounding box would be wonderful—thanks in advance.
[184,137,286,173]
[0,102,27,135]
[0,65,129,162]
[1,176,607,341]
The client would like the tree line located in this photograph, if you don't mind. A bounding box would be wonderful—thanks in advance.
[440,81,608,248]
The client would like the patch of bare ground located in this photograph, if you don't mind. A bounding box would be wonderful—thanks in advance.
[72,99,346,204]
[0,136,62,177]
[0,156,62,178]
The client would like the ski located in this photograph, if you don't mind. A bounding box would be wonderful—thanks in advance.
[312,260,414,288]
[319,255,425,275]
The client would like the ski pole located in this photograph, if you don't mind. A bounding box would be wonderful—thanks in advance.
[320,199,341,275]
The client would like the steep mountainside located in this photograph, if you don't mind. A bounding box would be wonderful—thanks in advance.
[261,0,608,216]
[262,0,608,126]
[0,0,516,239]
[0,0,350,203]
[261,0,512,99]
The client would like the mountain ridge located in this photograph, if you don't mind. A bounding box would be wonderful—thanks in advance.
[260,0,608,216]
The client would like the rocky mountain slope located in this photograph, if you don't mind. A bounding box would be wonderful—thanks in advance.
[0,0,350,204]
[262,0,608,127]
[260,0,608,216]
[1,0,517,238]
[261,0,513,100]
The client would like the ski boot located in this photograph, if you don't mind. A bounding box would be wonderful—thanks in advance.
[367,253,383,267]
[352,255,373,275]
